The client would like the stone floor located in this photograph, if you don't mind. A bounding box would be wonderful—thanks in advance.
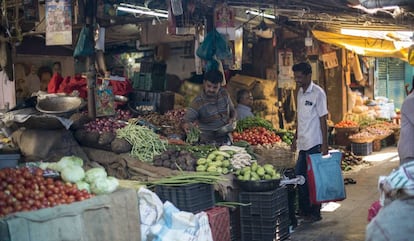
[289,146,399,241]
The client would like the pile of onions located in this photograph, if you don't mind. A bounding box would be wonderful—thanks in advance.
[84,118,127,133]
[83,109,132,133]
[0,167,93,218]
[164,108,186,122]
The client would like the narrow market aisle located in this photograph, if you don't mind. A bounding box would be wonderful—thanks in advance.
[289,146,399,241]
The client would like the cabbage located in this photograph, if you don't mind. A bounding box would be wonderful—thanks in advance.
[75,181,91,193]
[61,165,85,183]
[39,162,50,170]
[90,176,119,195]
[57,156,84,171]
[84,167,107,184]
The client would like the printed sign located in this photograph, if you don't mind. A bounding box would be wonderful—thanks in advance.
[45,0,72,46]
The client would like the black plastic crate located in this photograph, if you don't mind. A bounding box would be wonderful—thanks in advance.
[240,210,290,229]
[241,219,290,241]
[239,187,288,218]
[230,207,241,241]
[351,142,373,156]
[155,183,215,213]
[240,223,290,241]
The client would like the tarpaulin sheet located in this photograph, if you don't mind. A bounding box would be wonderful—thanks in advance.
[312,30,409,61]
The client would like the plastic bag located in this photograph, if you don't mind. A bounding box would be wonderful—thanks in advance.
[307,150,346,204]
[73,26,95,57]
[196,29,232,60]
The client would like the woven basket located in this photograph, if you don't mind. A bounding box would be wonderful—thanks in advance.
[348,136,375,144]
[253,145,296,169]
[334,126,359,133]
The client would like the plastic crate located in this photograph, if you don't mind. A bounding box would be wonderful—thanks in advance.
[206,207,231,241]
[351,142,373,156]
[155,183,215,213]
[132,73,166,92]
[132,73,151,90]
[0,153,20,169]
[240,214,290,241]
[240,209,290,227]
[239,187,288,218]
[229,207,241,241]
[240,221,290,241]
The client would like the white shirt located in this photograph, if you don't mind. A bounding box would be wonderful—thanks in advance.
[297,81,328,151]
[398,92,414,164]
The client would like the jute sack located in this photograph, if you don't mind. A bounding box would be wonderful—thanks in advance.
[11,129,89,162]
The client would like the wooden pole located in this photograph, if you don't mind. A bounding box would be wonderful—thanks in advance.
[85,0,97,119]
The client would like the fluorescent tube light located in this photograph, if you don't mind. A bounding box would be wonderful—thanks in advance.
[117,6,168,18]
[245,10,276,20]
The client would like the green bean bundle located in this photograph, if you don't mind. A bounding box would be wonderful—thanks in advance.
[116,122,168,163]
[145,171,227,187]
[186,126,201,144]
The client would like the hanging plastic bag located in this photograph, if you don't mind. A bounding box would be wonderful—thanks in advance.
[196,29,232,60]
[73,26,95,57]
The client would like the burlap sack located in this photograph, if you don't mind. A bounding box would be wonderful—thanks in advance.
[11,129,89,162]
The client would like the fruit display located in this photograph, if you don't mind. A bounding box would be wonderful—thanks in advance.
[0,167,93,218]
[334,120,359,128]
[277,129,295,145]
[40,156,120,195]
[196,150,232,174]
[235,162,281,181]
[232,127,282,145]
[365,126,393,138]
[193,145,256,174]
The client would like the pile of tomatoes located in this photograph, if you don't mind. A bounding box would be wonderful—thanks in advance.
[0,167,93,218]
[334,120,359,128]
[232,127,282,145]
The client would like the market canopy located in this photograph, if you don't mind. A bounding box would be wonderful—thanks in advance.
[312,30,410,62]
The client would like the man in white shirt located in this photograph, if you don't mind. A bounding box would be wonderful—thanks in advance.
[398,91,414,165]
[291,62,328,223]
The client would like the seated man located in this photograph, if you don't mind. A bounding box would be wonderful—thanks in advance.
[236,89,254,120]
[182,69,236,145]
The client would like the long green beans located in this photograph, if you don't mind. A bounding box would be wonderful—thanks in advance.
[145,172,227,187]
[116,121,167,163]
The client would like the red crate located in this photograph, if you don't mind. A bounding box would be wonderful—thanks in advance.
[206,206,231,241]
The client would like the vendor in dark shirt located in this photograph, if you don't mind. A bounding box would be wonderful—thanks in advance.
[182,69,237,145]
[236,89,254,120]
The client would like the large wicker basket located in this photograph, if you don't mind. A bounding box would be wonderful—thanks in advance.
[253,145,297,169]
[348,136,376,144]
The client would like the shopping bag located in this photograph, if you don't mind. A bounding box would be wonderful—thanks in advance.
[307,150,346,204]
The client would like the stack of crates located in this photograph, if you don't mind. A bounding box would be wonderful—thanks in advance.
[133,61,167,92]
[239,187,290,241]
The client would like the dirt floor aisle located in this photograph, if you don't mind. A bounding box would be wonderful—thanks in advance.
[289,146,399,241]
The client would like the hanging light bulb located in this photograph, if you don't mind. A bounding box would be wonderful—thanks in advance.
[305,30,313,47]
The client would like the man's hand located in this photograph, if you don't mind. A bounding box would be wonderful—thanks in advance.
[321,144,329,156]
[182,122,191,134]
